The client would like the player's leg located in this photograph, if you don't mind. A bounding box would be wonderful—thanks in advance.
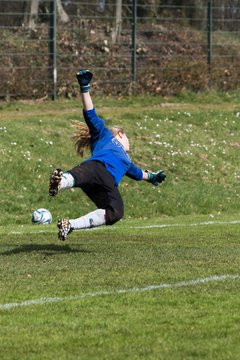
[57,190,123,241]
[57,208,106,241]
[57,161,124,240]
[66,184,124,229]
[49,169,75,197]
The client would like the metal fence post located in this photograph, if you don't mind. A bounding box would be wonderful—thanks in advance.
[207,0,212,89]
[131,0,137,91]
[49,0,57,100]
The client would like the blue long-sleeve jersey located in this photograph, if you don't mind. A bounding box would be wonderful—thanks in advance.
[83,108,143,185]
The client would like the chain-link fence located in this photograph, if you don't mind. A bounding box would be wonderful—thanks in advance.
[0,0,240,99]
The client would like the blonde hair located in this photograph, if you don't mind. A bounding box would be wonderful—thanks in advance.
[72,121,124,157]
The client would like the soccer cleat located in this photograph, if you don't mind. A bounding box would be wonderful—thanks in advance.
[57,218,73,241]
[49,168,63,197]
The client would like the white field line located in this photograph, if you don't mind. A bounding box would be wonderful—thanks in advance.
[1,274,239,310]
[131,220,240,229]
[8,219,240,235]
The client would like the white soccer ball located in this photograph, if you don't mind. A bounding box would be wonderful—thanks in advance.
[32,208,52,225]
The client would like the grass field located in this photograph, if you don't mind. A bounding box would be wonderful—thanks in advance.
[0,93,240,359]
[1,216,240,359]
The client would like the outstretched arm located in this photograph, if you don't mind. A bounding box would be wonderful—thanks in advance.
[76,69,108,138]
[126,163,166,186]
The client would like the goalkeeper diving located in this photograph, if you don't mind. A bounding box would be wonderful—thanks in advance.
[49,70,166,241]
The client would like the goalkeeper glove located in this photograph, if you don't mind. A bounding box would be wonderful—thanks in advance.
[146,170,166,186]
[76,69,93,93]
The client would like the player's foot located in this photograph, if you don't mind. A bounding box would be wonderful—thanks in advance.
[49,168,63,196]
[57,218,73,241]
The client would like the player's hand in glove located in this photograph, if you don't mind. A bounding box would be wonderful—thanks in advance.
[76,70,93,93]
[146,170,166,186]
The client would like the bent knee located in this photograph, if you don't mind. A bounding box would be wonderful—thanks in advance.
[105,206,124,225]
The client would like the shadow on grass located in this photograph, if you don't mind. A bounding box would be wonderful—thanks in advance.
[1,243,93,256]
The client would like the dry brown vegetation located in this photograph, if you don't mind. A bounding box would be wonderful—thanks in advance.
[0,20,240,99]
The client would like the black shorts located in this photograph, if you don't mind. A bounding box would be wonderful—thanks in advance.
[68,161,124,225]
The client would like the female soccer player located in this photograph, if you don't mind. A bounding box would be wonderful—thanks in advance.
[49,70,166,240]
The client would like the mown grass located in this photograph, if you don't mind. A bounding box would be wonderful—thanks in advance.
[0,92,240,226]
[0,217,240,359]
